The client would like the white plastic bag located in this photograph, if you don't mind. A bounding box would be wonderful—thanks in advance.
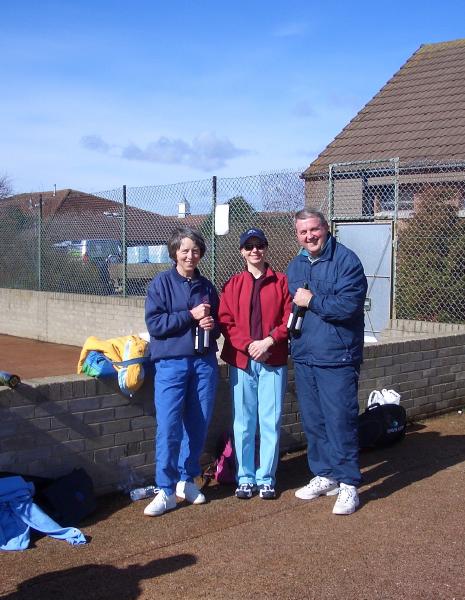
[381,388,401,405]
[367,390,384,407]
[367,388,401,407]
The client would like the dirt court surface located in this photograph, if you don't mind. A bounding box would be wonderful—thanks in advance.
[1,336,465,598]
[1,413,465,599]
[0,335,80,379]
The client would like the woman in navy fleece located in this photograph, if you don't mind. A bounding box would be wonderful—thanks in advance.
[144,227,220,516]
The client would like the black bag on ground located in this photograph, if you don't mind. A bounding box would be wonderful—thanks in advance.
[36,468,96,526]
[358,402,407,449]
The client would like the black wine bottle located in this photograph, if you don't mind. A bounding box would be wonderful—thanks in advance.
[287,283,309,336]
[194,325,210,354]
[194,294,211,354]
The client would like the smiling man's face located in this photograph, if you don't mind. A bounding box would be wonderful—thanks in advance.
[295,216,329,257]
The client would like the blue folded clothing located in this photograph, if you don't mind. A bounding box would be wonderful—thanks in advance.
[0,476,87,551]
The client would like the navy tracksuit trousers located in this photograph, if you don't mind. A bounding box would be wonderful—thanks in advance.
[294,363,362,487]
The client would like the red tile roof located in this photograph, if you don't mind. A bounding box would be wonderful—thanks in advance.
[304,39,465,177]
[1,189,206,243]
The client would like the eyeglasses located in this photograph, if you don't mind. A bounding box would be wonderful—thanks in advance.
[243,242,266,251]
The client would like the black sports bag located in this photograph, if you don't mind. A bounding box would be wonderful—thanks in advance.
[358,402,407,449]
[37,468,96,526]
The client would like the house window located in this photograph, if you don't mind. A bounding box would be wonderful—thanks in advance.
[372,184,414,212]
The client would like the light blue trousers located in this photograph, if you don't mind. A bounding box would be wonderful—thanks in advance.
[230,360,287,487]
[154,354,218,495]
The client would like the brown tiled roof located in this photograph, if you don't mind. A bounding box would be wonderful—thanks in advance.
[303,38,465,177]
[2,189,126,219]
[1,189,73,218]
[2,189,207,243]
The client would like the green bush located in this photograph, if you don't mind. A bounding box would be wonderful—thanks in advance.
[396,188,465,322]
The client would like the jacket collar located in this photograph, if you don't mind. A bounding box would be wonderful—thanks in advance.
[171,265,202,282]
[298,233,334,262]
[243,263,277,281]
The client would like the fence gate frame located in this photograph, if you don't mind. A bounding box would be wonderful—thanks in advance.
[327,158,400,336]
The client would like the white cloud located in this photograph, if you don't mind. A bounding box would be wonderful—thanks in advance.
[81,135,111,153]
[81,131,249,172]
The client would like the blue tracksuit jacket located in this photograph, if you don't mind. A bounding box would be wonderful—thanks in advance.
[286,234,367,366]
[0,476,86,551]
[145,266,220,361]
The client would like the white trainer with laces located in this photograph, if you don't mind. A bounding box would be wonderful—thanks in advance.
[295,476,339,500]
[332,483,360,515]
[143,489,176,516]
[235,483,257,499]
[176,480,206,504]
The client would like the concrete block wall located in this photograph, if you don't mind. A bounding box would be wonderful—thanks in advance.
[0,363,304,496]
[359,333,465,418]
[0,289,146,345]
[0,375,155,496]
[1,287,465,496]
[2,328,465,496]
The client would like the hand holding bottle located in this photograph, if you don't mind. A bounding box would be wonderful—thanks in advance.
[292,284,313,308]
[193,297,213,353]
[288,283,310,336]
[190,303,210,320]
[198,315,214,330]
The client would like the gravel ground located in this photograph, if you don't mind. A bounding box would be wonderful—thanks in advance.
[1,412,464,599]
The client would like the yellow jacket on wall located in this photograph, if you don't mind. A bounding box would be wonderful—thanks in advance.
[77,335,149,395]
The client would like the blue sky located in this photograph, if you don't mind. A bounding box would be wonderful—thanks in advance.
[2,0,465,195]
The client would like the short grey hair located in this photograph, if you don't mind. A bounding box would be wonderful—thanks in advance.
[294,208,328,227]
[167,227,206,261]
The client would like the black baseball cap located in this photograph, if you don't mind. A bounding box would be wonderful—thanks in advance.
[239,228,268,248]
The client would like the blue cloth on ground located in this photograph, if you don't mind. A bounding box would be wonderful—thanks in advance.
[0,476,87,551]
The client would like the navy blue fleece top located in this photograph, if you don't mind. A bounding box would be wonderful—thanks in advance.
[286,234,367,366]
[145,266,220,360]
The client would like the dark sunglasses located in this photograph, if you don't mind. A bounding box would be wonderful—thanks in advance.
[243,242,266,251]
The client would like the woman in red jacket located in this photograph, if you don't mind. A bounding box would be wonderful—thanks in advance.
[219,228,292,499]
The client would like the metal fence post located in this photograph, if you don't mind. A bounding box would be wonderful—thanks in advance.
[122,185,127,297]
[211,176,217,287]
[327,164,334,231]
[391,157,400,320]
[38,194,43,291]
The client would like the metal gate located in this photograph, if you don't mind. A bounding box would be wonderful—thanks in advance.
[334,221,393,339]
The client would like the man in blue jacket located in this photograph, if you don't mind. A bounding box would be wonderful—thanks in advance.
[287,209,367,515]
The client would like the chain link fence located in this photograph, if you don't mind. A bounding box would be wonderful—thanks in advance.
[0,171,303,297]
[305,158,465,323]
[1,160,465,324]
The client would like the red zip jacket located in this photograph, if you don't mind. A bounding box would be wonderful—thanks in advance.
[219,266,292,369]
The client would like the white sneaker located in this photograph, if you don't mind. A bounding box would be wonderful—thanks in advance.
[175,480,206,504]
[332,483,360,515]
[295,476,339,500]
[143,490,176,516]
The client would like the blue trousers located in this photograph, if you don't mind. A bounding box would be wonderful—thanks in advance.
[154,354,218,495]
[294,363,361,487]
[230,361,287,487]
